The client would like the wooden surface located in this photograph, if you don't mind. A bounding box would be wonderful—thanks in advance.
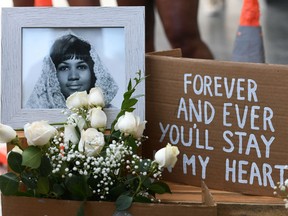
[158,182,287,216]
[2,195,217,216]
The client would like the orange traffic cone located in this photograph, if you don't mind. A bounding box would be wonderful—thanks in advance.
[34,0,53,6]
[0,145,7,166]
[231,0,265,63]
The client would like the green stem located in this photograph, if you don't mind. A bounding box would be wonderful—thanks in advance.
[8,136,24,151]
[49,122,66,126]
[133,174,143,197]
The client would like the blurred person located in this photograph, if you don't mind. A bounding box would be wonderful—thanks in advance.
[202,0,225,16]
[12,0,213,59]
[12,0,34,6]
[66,0,214,59]
[12,0,97,6]
[13,0,52,6]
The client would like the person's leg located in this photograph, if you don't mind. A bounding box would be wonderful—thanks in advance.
[13,0,34,6]
[156,0,213,59]
[67,0,100,6]
[117,0,155,52]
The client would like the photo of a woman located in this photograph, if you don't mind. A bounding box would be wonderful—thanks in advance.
[23,28,124,109]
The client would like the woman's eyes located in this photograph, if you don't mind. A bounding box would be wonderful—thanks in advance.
[58,65,69,71]
[77,64,88,70]
[57,64,88,71]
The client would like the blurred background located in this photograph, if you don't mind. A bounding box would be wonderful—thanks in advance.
[1,0,288,64]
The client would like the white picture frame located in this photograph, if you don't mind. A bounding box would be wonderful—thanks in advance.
[1,7,145,128]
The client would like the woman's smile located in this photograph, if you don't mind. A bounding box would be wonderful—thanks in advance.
[57,57,92,98]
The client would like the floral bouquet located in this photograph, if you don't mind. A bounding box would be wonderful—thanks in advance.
[0,72,179,214]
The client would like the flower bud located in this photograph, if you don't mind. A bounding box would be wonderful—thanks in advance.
[88,87,105,108]
[154,143,180,168]
[64,125,79,145]
[114,112,146,139]
[89,107,107,129]
[0,123,17,143]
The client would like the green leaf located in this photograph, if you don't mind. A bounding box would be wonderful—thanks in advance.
[36,176,50,194]
[110,183,127,200]
[65,175,91,200]
[142,177,152,188]
[21,171,37,189]
[127,79,132,91]
[122,98,138,110]
[52,183,65,197]
[134,195,152,203]
[116,194,133,211]
[123,89,135,100]
[126,136,137,152]
[7,151,24,173]
[39,156,52,177]
[0,172,19,195]
[22,146,42,169]
[148,181,171,194]
[126,108,135,112]
[110,130,121,140]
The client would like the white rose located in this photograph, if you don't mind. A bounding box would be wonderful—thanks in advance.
[64,125,79,145]
[114,112,147,139]
[154,143,180,168]
[88,107,107,129]
[88,87,105,108]
[132,118,146,139]
[78,128,105,157]
[24,121,57,146]
[0,123,17,143]
[66,91,88,109]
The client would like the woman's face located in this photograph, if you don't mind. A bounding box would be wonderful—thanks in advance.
[56,57,92,98]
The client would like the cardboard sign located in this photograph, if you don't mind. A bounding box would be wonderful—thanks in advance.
[144,49,288,196]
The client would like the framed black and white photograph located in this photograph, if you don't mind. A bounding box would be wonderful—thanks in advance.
[1,7,145,128]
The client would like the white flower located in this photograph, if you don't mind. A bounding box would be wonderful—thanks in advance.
[285,201,288,209]
[0,123,17,143]
[66,91,88,109]
[280,185,286,192]
[114,112,147,139]
[64,125,79,145]
[11,146,23,154]
[78,128,105,157]
[67,113,87,131]
[89,107,107,129]
[24,121,57,146]
[285,179,288,187]
[88,87,105,108]
[154,143,180,169]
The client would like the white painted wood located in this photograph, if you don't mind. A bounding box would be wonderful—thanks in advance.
[1,7,145,128]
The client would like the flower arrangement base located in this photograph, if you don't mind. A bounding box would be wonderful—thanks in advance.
[1,181,217,216]
[1,195,216,216]
[2,180,286,216]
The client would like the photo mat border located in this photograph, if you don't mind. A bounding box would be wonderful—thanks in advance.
[1,7,145,128]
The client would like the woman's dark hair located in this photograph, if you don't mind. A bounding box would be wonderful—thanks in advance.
[50,34,96,88]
